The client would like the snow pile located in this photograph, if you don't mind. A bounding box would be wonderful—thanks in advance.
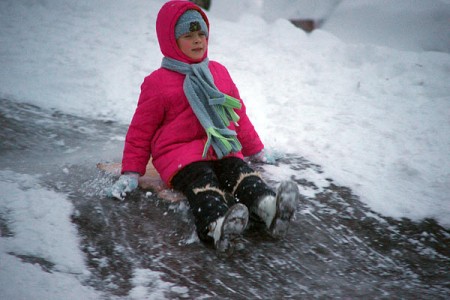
[211,0,342,21]
[322,0,450,52]
[0,171,98,299]
[211,0,450,53]
[208,14,450,224]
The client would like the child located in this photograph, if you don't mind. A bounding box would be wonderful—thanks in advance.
[108,0,300,254]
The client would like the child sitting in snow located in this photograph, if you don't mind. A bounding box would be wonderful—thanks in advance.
[108,0,300,254]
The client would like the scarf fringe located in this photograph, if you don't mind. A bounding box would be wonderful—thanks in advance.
[209,94,241,125]
[203,127,242,158]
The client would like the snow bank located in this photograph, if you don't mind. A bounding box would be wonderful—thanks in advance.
[0,171,99,299]
[210,15,450,225]
[322,0,450,53]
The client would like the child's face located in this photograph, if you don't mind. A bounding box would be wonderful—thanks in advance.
[176,31,208,61]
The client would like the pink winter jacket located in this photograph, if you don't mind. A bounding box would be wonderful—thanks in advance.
[121,0,264,185]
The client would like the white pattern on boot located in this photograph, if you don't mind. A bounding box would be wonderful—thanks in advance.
[211,216,225,244]
[253,194,277,228]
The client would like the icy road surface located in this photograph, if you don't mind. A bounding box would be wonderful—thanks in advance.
[1,99,449,299]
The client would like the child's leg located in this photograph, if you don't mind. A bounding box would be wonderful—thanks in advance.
[215,157,299,237]
[214,157,275,207]
[171,161,228,242]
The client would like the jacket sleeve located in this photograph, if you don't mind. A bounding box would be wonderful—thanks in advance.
[228,77,264,157]
[121,76,165,175]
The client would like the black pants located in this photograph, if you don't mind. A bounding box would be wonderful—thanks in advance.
[171,157,275,242]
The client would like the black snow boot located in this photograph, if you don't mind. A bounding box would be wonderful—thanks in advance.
[252,181,300,238]
[208,203,249,255]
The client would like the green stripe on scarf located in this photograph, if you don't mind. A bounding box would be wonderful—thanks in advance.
[161,57,242,158]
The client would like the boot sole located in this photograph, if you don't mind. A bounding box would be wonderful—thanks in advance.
[269,181,299,238]
[215,203,249,255]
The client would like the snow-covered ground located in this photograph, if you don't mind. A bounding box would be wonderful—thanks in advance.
[0,172,99,299]
[1,0,449,299]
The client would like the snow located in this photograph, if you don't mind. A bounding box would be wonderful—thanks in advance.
[0,0,449,298]
[322,0,450,53]
[0,171,98,299]
[129,268,190,299]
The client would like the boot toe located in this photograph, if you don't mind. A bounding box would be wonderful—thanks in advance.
[269,181,300,238]
[215,203,249,255]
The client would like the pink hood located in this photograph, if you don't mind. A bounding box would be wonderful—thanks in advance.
[156,0,209,63]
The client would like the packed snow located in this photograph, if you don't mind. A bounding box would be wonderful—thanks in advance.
[0,171,99,299]
[1,0,449,299]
